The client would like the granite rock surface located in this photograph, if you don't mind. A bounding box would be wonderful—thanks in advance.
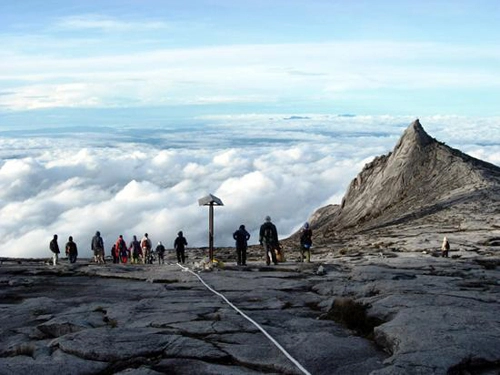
[1,247,499,375]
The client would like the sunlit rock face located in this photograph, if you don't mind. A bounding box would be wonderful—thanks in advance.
[309,120,500,246]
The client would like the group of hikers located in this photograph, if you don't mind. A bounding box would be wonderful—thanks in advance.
[232,215,313,266]
[91,231,189,265]
[49,230,190,266]
[48,216,315,266]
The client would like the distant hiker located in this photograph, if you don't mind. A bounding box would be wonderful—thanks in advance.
[111,244,118,264]
[49,234,60,266]
[129,235,142,264]
[441,236,450,258]
[156,241,166,264]
[116,235,128,263]
[91,231,105,264]
[141,233,152,264]
[174,231,188,264]
[233,224,250,266]
[300,222,313,263]
[259,216,278,266]
[65,236,78,264]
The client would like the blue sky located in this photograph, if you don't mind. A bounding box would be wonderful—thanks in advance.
[1,0,499,127]
[1,0,500,258]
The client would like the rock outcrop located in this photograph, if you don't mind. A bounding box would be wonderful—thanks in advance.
[309,120,500,246]
[1,248,499,375]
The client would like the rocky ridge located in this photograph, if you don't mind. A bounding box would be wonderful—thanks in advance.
[306,120,500,253]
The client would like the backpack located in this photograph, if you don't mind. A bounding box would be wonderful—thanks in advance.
[141,238,151,250]
[263,225,274,244]
[301,229,312,247]
[132,241,141,256]
[118,239,127,254]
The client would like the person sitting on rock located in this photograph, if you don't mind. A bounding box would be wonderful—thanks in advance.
[300,222,313,263]
[441,236,450,258]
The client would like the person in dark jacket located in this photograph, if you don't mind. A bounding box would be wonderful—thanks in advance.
[156,241,166,264]
[49,234,60,266]
[233,224,250,266]
[110,244,118,264]
[174,231,188,264]
[259,216,278,266]
[65,236,78,263]
[91,231,105,264]
[299,222,313,263]
[129,235,141,264]
[441,236,450,258]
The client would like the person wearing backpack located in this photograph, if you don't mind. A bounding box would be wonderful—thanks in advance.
[91,231,105,264]
[300,222,313,263]
[65,236,78,264]
[259,216,278,266]
[115,235,128,263]
[129,235,142,264]
[233,224,250,266]
[156,241,166,264]
[141,233,152,264]
[49,234,60,266]
[174,231,188,264]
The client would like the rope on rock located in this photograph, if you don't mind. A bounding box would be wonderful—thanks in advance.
[176,263,312,375]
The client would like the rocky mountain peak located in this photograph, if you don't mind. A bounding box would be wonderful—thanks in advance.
[400,119,433,145]
[392,119,432,155]
[308,120,500,239]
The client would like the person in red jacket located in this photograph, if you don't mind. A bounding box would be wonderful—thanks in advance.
[115,235,128,263]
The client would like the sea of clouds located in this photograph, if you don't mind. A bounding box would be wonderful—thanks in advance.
[1,115,500,259]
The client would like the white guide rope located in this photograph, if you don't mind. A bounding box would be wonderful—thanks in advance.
[176,263,312,375]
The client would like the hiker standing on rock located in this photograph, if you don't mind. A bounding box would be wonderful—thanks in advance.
[49,234,60,266]
[111,244,118,264]
[115,235,128,263]
[259,216,278,266]
[441,236,450,258]
[65,236,78,264]
[174,231,188,264]
[141,233,152,264]
[129,235,141,264]
[300,222,313,263]
[91,231,105,264]
[156,241,166,264]
[233,224,250,266]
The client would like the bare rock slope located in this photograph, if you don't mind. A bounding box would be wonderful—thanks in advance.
[309,120,500,249]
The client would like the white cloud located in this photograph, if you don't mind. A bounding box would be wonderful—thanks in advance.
[1,115,500,259]
[0,41,499,111]
[55,15,169,32]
